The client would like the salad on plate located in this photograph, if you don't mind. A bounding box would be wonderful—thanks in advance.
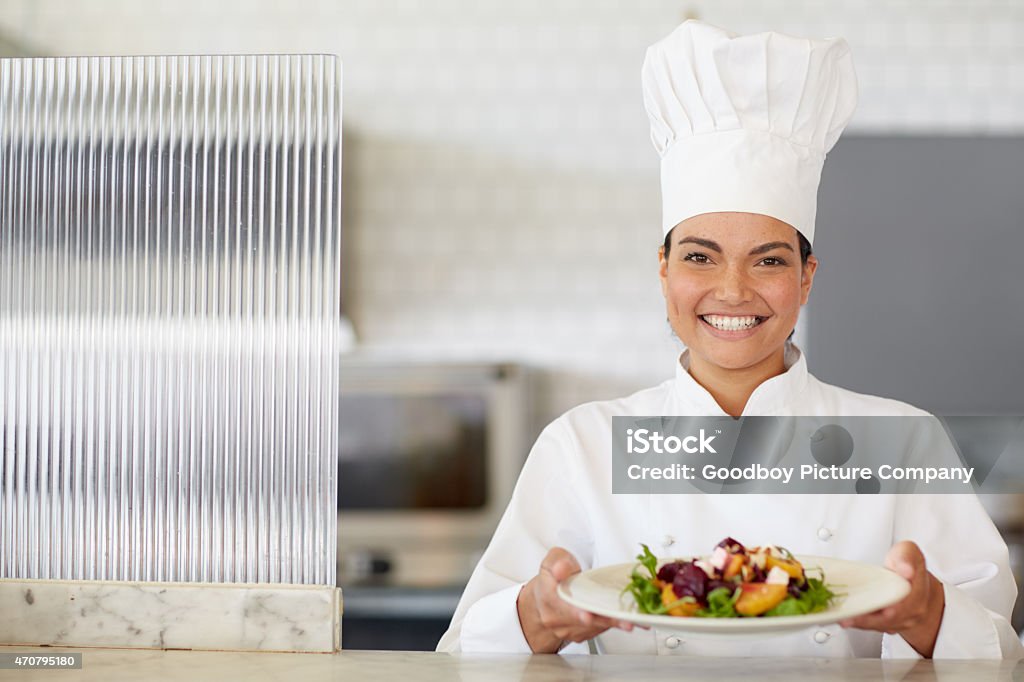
[625,537,837,618]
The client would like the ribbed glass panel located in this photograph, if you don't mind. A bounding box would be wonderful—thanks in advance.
[0,56,341,585]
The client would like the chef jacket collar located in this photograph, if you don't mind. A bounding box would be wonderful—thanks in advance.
[671,342,809,416]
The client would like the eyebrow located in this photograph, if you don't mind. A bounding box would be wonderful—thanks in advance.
[677,236,722,253]
[747,241,795,256]
[677,236,794,256]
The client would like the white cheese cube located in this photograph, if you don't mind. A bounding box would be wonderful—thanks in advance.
[766,566,791,585]
[710,546,729,571]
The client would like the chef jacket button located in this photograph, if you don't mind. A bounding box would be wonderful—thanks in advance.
[662,534,675,548]
[813,630,830,644]
[664,636,682,650]
[817,527,833,541]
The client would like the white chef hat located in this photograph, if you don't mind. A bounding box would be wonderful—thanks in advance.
[642,20,858,243]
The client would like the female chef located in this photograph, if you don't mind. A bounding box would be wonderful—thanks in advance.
[437,21,1021,659]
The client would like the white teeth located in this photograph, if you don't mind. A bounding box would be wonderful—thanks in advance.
[702,315,762,331]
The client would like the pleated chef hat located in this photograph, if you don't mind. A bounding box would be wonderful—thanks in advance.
[642,21,858,243]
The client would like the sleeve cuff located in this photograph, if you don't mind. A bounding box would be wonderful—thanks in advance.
[883,582,1004,659]
[459,583,534,653]
[459,582,594,655]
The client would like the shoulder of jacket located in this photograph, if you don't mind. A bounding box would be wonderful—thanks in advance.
[804,374,932,417]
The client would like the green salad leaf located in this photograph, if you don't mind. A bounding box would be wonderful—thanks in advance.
[764,577,836,617]
[637,543,658,578]
[623,544,667,615]
[701,586,741,618]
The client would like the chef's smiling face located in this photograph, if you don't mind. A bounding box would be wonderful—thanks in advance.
[658,212,818,375]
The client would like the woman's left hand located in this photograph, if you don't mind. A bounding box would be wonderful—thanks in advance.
[839,540,946,658]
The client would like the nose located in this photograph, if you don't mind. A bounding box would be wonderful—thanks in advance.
[714,264,754,305]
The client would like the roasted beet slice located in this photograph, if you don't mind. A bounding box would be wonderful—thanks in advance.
[672,561,709,604]
[657,561,683,583]
[716,537,746,554]
[706,579,735,594]
[788,576,809,597]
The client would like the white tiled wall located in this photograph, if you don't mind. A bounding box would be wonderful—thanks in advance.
[2,0,1022,431]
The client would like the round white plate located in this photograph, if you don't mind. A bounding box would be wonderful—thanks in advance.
[557,555,910,636]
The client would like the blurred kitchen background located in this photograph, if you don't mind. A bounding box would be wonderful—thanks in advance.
[2,0,1022,650]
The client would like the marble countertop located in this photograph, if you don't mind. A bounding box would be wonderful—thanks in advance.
[2,647,1022,681]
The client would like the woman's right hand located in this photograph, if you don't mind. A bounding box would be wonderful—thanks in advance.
[516,547,637,653]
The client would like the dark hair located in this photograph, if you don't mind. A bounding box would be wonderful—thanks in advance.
[662,227,813,264]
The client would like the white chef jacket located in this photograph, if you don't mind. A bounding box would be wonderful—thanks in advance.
[436,345,1023,659]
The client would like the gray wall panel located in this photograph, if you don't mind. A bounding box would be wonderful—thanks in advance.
[808,136,1024,415]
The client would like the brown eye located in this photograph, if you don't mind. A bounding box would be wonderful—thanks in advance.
[684,252,710,264]
[759,256,787,266]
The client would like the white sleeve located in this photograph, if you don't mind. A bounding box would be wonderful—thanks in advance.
[436,418,595,654]
[884,492,1023,660]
